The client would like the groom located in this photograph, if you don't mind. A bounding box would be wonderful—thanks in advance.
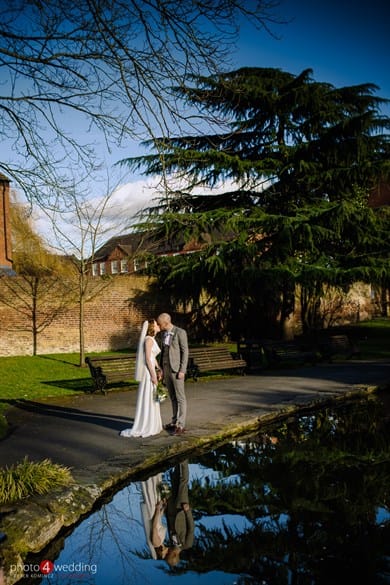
[157,313,189,436]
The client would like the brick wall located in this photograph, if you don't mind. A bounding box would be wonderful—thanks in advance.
[0,274,157,356]
[0,270,377,357]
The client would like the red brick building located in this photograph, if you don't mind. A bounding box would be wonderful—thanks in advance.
[91,231,203,276]
[90,232,165,276]
[0,173,15,276]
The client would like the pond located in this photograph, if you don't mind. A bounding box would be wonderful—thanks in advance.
[19,392,390,585]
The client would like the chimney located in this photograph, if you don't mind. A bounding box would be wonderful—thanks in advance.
[0,173,15,276]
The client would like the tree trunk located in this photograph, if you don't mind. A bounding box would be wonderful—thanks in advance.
[79,293,85,368]
[32,279,38,356]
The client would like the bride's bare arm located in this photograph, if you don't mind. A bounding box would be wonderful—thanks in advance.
[145,337,158,385]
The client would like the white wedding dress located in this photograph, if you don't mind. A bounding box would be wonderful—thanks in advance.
[120,336,163,438]
[140,473,167,558]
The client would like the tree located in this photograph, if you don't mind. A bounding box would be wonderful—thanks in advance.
[0,0,281,204]
[41,176,132,366]
[0,196,76,355]
[120,67,390,340]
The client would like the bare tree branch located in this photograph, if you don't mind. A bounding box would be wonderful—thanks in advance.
[0,0,282,202]
[38,170,136,364]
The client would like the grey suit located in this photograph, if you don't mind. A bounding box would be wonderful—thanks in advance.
[159,325,189,429]
[166,461,194,550]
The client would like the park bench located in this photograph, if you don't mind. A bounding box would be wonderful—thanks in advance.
[85,354,136,394]
[237,339,271,371]
[260,340,318,368]
[187,346,247,381]
[318,334,361,362]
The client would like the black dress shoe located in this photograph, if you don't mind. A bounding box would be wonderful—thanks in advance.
[164,423,176,431]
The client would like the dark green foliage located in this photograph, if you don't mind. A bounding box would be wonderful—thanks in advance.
[121,67,390,340]
[0,457,73,504]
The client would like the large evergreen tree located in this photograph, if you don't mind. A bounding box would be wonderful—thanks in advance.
[121,67,390,340]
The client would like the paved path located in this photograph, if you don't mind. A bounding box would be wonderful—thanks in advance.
[1,359,389,482]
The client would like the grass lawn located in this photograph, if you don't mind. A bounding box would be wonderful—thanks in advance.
[0,353,89,437]
[1,353,91,401]
[0,318,389,434]
[332,317,390,360]
[0,351,138,428]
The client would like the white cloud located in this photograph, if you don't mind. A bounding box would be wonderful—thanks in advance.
[27,174,267,254]
[32,176,161,252]
[97,177,161,224]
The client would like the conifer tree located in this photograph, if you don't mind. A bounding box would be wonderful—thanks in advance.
[121,67,390,339]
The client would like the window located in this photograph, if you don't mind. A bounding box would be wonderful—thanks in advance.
[134,257,148,272]
[92,263,99,276]
[99,262,106,275]
[120,259,128,273]
[111,260,119,274]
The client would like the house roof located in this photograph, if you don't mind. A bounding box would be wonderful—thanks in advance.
[92,231,179,262]
[92,233,143,261]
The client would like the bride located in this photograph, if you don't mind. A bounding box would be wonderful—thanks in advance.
[120,319,163,438]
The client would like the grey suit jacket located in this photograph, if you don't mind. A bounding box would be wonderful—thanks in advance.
[160,326,189,374]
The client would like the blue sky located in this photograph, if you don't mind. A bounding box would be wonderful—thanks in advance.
[108,0,390,219]
[117,0,390,178]
[234,0,389,108]
[29,0,390,245]
[86,0,390,171]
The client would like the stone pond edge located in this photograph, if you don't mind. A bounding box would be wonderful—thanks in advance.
[0,383,387,584]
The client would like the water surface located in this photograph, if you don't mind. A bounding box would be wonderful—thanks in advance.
[20,392,390,584]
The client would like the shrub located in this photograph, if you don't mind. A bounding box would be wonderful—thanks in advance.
[0,457,73,504]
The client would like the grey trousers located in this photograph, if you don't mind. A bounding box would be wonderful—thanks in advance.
[163,367,187,428]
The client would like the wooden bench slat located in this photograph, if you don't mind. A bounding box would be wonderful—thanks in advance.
[187,346,247,380]
[85,355,136,394]
[86,345,249,391]
[318,334,360,361]
[244,339,318,368]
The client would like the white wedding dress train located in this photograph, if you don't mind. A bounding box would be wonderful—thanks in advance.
[120,336,163,438]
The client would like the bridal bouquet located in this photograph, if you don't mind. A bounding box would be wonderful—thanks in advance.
[154,381,168,403]
[157,481,171,500]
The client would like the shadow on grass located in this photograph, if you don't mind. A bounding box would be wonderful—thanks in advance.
[41,379,137,392]
[37,350,135,366]
[41,378,94,392]
[37,355,83,367]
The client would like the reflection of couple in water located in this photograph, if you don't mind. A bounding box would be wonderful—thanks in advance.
[140,460,194,566]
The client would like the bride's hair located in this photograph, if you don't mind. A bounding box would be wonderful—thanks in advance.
[146,319,156,336]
